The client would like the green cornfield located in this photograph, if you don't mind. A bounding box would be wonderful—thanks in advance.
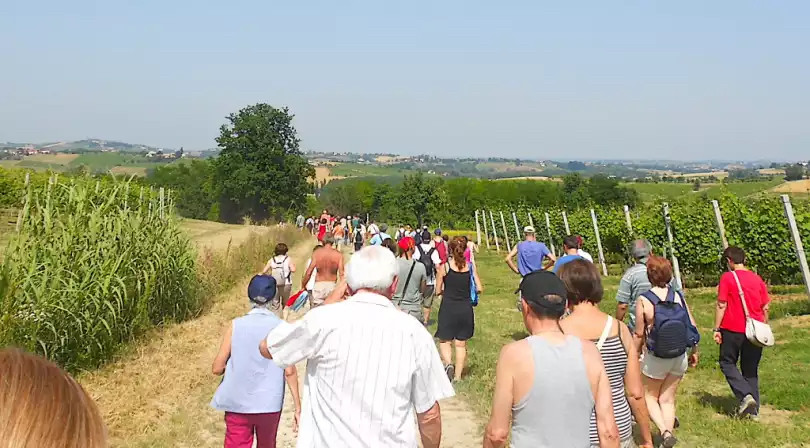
[0,176,198,372]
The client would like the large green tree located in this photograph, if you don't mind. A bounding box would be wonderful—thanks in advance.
[213,104,315,222]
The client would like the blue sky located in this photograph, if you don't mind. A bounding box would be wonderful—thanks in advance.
[1,1,808,160]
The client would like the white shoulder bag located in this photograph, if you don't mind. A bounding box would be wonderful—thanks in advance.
[730,271,774,348]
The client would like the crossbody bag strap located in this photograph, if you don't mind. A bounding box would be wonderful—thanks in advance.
[731,271,751,319]
[596,316,614,351]
[402,261,417,295]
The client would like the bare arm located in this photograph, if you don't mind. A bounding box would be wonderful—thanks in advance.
[338,255,345,281]
[417,402,442,448]
[260,259,273,275]
[259,338,273,360]
[620,322,653,447]
[634,297,648,354]
[435,265,445,296]
[584,342,619,448]
[288,259,297,273]
[212,323,233,375]
[483,346,516,448]
[615,303,628,322]
[285,365,302,432]
[504,246,519,274]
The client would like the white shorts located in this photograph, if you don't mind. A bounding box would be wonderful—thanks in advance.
[642,352,688,379]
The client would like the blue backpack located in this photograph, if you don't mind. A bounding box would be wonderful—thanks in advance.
[642,288,700,359]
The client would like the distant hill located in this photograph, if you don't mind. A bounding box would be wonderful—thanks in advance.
[1,139,164,153]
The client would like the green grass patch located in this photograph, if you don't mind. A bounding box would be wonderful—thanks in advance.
[703,180,784,198]
[444,249,810,447]
[625,182,695,202]
[328,162,416,177]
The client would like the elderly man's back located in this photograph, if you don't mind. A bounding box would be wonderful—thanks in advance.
[265,290,454,447]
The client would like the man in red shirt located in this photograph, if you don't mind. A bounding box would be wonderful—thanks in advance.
[714,246,770,419]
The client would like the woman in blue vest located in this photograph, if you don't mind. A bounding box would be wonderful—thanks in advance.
[211,275,302,448]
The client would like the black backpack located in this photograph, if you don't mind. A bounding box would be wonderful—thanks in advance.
[416,245,436,279]
[355,228,363,244]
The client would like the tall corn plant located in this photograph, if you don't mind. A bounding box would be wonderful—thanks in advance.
[0,177,197,372]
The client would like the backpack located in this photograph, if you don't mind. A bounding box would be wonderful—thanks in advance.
[355,228,363,244]
[435,240,448,263]
[416,245,436,279]
[270,255,290,286]
[642,288,700,358]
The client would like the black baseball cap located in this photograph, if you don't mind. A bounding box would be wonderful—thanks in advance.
[248,275,277,304]
[519,271,568,315]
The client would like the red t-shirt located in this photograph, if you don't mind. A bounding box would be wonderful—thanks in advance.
[717,270,770,333]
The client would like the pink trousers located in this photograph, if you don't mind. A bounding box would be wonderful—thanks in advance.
[224,411,281,448]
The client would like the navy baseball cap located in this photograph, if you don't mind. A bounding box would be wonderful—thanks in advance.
[248,275,277,304]
[434,228,442,236]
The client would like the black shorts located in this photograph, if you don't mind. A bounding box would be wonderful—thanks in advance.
[435,298,474,341]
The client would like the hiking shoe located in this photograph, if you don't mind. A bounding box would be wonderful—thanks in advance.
[737,395,757,417]
[444,364,455,382]
[661,430,678,448]
[673,416,680,429]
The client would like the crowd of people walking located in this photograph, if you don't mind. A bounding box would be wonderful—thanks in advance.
[0,211,774,448]
[215,213,773,448]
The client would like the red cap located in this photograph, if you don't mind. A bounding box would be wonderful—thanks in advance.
[397,237,415,251]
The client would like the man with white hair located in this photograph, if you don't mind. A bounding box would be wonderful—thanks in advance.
[259,246,454,448]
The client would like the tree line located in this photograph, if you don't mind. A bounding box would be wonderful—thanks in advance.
[316,172,639,229]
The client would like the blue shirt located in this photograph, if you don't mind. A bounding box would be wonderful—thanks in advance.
[517,241,551,276]
[370,232,391,246]
[211,308,286,413]
[552,254,585,273]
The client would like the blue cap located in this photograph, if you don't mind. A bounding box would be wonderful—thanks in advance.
[434,228,442,236]
[248,275,277,304]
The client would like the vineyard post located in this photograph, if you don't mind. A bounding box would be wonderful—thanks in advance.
[159,187,165,220]
[512,211,521,241]
[489,210,500,252]
[623,205,633,234]
[544,212,556,256]
[481,209,491,249]
[663,203,683,288]
[590,208,609,276]
[15,173,31,232]
[139,186,144,217]
[500,211,511,252]
[528,212,535,229]
[562,210,571,235]
[475,210,482,249]
[711,200,729,249]
[124,183,130,212]
[781,195,810,299]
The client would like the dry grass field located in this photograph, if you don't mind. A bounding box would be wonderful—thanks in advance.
[771,179,810,194]
[314,165,345,183]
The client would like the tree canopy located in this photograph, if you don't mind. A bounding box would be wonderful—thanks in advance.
[213,104,314,222]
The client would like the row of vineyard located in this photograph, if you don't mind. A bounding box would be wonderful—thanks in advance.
[467,193,810,287]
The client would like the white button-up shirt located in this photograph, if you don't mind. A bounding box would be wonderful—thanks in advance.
[265,291,455,447]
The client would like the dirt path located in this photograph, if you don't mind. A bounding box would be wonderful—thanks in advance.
[81,241,482,447]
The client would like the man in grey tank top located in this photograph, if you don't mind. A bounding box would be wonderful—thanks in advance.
[483,271,620,448]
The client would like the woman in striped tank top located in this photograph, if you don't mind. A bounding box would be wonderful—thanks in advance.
[559,259,654,448]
